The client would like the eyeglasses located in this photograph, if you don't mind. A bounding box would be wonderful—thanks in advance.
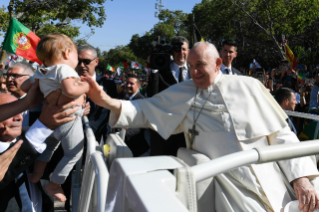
[78,58,96,66]
[3,73,30,79]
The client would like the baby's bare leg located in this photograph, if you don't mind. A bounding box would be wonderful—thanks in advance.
[45,181,66,202]
[28,160,47,183]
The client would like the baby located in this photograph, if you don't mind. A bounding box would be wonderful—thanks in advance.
[21,33,89,202]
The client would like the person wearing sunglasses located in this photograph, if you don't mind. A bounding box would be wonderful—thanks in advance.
[76,44,118,142]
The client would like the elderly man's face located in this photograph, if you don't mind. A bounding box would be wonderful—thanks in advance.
[76,50,99,77]
[188,44,222,89]
[6,66,30,98]
[0,94,22,142]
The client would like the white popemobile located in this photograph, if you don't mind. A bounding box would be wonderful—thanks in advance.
[72,111,319,212]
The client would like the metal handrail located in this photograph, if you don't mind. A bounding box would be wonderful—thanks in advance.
[77,116,99,212]
[91,152,109,212]
[285,110,319,121]
[192,140,319,182]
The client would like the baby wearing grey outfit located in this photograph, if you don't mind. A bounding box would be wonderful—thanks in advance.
[31,64,84,184]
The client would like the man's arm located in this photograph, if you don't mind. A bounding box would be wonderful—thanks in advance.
[82,75,122,116]
[269,126,319,212]
[0,79,43,122]
[0,89,79,187]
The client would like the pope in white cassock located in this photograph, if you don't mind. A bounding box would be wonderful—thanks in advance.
[84,42,319,212]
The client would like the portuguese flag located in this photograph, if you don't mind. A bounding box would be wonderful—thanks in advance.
[119,62,128,69]
[2,18,42,64]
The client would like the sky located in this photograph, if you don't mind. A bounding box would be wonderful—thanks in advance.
[0,0,202,52]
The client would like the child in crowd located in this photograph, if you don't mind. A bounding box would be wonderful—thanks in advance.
[21,33,89,202]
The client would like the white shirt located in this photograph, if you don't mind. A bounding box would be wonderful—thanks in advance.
[0,120,52,212]
[151,61,190,82]
[220,63,233,75]
[92,72,97,82]
[0,119,52,154]
[170,61,190,82]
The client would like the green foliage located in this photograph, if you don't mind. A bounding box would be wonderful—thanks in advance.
[0,6,10,35]
[191,0,319,68]
[0,0,107,39]
[127,9,191,63]
[74,38,88,47]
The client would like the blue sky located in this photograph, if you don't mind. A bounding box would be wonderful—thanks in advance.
[0,0,202,52]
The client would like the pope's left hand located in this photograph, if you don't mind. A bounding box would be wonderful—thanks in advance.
[293,177,319,212]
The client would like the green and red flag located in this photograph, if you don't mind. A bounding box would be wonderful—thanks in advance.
[297,72,306,82]
[119,62,128,69]
[285,43,297,69]
[3,18,42,65]
[107,64,115,72]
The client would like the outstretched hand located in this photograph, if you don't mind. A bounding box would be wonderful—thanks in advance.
[293,177,319,212]
[80,75,109,107]
[0,140,23,182]
[81,75,122,114]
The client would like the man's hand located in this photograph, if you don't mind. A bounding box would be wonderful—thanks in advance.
[0,140,23,182]
[25,79,44,110]
[293,177,319,212]
[81,75,109,107]
[39,89,79,129]
[81,75,122,115]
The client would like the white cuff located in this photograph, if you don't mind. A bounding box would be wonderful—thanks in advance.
[151,69,158,73]
[109,100,143,128]
[25,119,53,153]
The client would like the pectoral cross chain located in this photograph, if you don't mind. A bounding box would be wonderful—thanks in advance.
[188,125,199,146]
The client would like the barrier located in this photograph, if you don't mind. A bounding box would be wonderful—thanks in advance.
[120,140,319,212]
[72,117,132,212]
[75,116,100,212]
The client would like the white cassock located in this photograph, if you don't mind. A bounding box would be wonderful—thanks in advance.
[109,71,319,212]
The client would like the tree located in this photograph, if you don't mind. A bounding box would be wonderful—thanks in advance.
[191,0,319,69]
[128,9,191,61]
[0,0,107,39]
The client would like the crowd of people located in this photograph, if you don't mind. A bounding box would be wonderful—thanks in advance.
[0,33,319,212]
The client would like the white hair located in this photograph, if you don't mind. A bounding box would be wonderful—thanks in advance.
[192,42,220,61]
[9,62,34,76]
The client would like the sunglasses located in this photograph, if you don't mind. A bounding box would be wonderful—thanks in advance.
[3,73,30,79]
[78,58,96,66]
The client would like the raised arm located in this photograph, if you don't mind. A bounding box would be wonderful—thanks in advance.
[61,77,89,98]
[0,80,44,122]
[81,75,122,116]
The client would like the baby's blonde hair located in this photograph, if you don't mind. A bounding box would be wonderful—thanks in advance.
[36,33,77,64]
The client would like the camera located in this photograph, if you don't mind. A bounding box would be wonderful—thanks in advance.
[148,36,183,70]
